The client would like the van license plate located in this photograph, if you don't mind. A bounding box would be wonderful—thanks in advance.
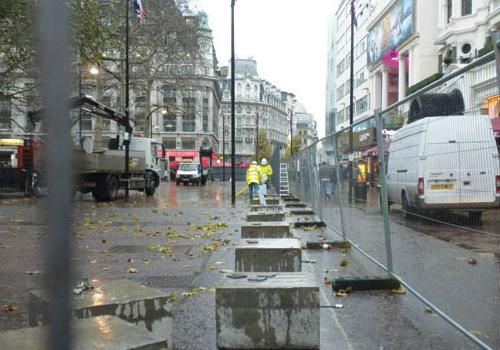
[430,184,454,190]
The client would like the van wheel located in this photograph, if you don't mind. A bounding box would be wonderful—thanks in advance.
[401,193,412,219]
[468,211,482,224]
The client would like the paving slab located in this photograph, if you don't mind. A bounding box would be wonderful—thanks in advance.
[29,279,172,345]
[216,272,319,349]
[0,316,167,350]
[235,238,302,272]
[241,222,291,238]
[246,212,285,222]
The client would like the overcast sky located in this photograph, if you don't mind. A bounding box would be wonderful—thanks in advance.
[194,0,337,137]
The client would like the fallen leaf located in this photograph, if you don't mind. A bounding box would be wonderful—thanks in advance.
[215,261,225,265]
[101,239,107,244]
[391,286,406,294]
[468,258,477,265]
[339,259,349,267]
[127,258,134,263]
[89,259,97,264]
[219,269,233,274]
[127,268,137,273]
[25,271,42,275]
[208,265,217,270]
[3,304,16,312]
[334,291,348,298]
[167,292,177,302]
[324,277,332,284]
[469,329,482,337]
[423,307,433,314]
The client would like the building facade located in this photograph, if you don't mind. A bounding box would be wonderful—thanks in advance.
[218,58,289,163]
[333,0,446,131]
[295,112,318,149]
[325,15,338,135]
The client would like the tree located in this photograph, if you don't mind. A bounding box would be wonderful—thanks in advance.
[254,130,272,162]
[283,137,301,161]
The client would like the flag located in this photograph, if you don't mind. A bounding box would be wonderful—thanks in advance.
[133,0,146,21]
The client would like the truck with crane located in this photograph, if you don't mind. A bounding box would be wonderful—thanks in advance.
[28,95,163,201]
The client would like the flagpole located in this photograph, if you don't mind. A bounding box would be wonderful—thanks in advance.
[348,0,355,203]
[125,0,130,201]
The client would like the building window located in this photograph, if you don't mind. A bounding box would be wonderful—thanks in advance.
[0,96,11,129]
[447,0,453,22]
[356,95,368,116]
[79,110,92,131]
[182,97,196,132]
[163,138,177,150]
[163,115,176,132]
[203,98,209,132]
[181,138,195,150]
[461,0,472,16]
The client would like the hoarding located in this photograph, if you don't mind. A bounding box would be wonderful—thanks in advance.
[367,0,413,68]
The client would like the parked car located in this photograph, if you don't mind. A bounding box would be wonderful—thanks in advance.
[385,114,500,223]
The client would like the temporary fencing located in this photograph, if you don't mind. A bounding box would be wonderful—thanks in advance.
[289,50,499,350]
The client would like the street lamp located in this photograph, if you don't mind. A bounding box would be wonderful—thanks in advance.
[230,0,236,206]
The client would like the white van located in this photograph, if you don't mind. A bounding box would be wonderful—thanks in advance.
[385,114,500,222]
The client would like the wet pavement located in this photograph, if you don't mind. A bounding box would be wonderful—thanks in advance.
[0,181,496,349]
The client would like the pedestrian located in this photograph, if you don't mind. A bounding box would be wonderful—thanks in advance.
[319,162,332,201]
[259,158,273,196]
[246,161,265,205]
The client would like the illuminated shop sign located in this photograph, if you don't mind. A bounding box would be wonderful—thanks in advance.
[367,0,414,68]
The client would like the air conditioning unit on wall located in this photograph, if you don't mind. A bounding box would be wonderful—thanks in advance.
[460,43,473,62]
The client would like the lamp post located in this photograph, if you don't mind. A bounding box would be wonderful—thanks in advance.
[289,110,293,157]
[348,0,355,203]
[124,0,131,201]
[222,111,225,181]
[255,112,259,161]
[230,0,236,206]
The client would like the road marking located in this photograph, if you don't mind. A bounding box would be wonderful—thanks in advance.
[303,250,353,350]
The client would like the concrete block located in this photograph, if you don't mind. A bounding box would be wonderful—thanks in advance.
[289,208,315,215]
[0,316,167,350]
[251,198,280,205]
[250,205,283,213]
[29,279,172,345]
[216,272,319,349]
[235,239,302,272]
[247,212,285,222]
[241,222,290,239]
[332,275,401,291]
[285,202,307,208]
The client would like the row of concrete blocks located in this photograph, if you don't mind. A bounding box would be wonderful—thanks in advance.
[216,194,320,349]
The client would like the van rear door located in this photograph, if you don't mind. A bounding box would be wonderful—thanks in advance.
[458,117,497,204]
[424,142,461,204]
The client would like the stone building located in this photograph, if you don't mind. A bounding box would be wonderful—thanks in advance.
[218,58,289,163]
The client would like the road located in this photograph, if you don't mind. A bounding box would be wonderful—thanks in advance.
[0,181,497,349]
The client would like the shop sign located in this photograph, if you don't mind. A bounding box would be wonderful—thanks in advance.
[353,128,375,150]
[382,129,396,142]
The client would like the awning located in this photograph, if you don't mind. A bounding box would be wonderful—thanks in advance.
[362,142,391,157]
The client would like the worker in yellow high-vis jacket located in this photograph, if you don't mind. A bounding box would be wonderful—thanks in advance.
[259,158,273,196]
[246,161,265,204]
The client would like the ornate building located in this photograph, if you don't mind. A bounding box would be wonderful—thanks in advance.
[218,58,289,163]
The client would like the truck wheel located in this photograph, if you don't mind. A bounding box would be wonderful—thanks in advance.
[468,211,482,224]
[107,176,119,201]
[145,182,156,196]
